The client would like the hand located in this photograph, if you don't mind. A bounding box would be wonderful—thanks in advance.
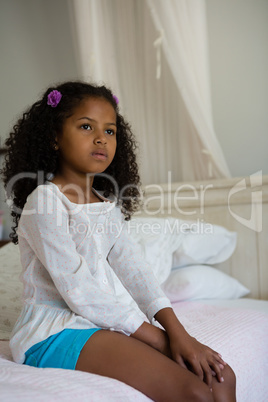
[169,331,226,388]
[154,308,227,388]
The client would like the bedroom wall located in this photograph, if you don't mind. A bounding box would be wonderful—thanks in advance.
[206,0,268,178]
[0,0,79,238]
[0,0,267,238]
[0,0,78,142]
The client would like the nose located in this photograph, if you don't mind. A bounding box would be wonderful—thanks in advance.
[93,129,107,145]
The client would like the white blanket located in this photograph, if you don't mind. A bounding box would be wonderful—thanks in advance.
[1,301,267,401]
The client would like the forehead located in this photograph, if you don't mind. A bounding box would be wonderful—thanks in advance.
[70,97,116,122]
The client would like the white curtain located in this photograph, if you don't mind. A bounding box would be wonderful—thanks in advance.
[68,0,231,184]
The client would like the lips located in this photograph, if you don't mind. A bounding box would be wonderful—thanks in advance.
[91,149,108,160]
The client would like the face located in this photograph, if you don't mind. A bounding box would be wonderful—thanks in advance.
[56,97,117,181]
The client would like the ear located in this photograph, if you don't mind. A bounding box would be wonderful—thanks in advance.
[53,136,59,151]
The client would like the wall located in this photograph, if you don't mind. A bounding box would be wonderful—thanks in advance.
[206,0,268,177]
[0,0,78,143]
[0,0,78,238]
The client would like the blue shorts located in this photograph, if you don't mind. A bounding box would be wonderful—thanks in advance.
[23,328,101,370]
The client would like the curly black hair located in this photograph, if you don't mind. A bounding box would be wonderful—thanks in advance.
[1,81,142,244]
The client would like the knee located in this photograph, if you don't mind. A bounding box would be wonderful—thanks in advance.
[223,364,236,391]
[179,381,213,402]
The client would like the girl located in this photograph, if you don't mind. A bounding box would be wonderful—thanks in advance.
[1,81,236,401]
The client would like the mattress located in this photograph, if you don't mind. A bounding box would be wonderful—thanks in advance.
[1,298,267,401]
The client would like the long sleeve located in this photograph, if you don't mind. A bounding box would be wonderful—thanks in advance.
[18,185,145,335]
[107,220,172,322]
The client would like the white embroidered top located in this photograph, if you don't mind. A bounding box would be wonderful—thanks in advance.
[10,182,172,364]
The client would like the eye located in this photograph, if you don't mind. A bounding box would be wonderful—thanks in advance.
[81,124,92,131]
[105,129,115,136]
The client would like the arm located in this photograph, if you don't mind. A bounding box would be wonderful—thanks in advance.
[108,217,226,386]
[97,211,225,387]
[107,219,172,321]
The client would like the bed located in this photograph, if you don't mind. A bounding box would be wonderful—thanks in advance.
[1,174,268,401]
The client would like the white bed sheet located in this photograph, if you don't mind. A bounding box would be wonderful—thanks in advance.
[0,299,267,402]
[194,297,268,313]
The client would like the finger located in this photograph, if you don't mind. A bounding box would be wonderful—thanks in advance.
[210,359,224,383]
[209,350,227,370]
[206,346,225,363]
[190,361,204,382]
[216,354,227,366]
[202,362,213,388]
[214,358,225,370]
[217,353,227,364]
[211,351,227,366]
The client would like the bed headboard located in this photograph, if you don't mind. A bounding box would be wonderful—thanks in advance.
[137,174,268,300]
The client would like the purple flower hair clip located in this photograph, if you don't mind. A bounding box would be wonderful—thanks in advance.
[47,90,62,107]
[113,95,119,105]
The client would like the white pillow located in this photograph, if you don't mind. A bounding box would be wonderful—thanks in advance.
[0,243,22,339]
[171,220,237,267]
[128,216,237,279]
[161,265,250,302]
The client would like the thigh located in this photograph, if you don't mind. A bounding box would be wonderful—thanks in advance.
[75,329,213,402]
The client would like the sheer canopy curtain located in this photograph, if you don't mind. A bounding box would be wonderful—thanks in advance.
[68,0,231,184]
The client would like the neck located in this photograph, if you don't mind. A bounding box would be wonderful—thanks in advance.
[51,172,98,203]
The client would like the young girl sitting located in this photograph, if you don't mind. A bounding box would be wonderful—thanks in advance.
[1,81,236,401]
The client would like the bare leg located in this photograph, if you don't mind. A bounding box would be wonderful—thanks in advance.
[76,330,235,402]
[211,364,236,402]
